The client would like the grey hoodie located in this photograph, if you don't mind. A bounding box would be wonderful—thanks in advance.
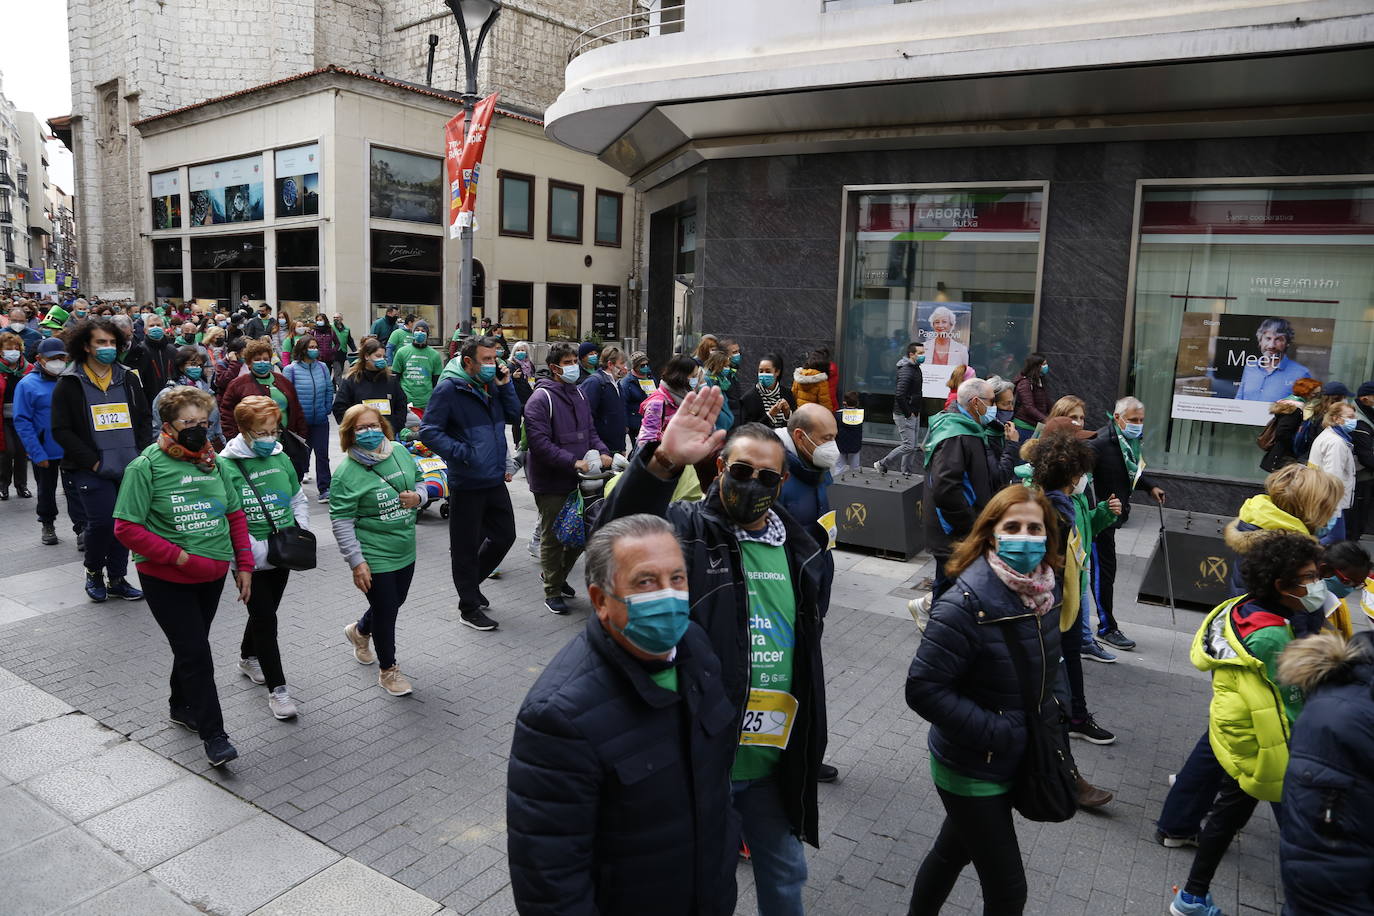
[221,434,311,571]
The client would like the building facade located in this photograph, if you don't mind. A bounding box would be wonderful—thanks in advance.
[0,82,32,277]
[547,0,1374,512]
[133,68,634,346]
[16,111,53,274]
[66,0,631,302]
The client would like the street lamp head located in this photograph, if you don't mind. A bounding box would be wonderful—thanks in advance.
[448,0,501,32]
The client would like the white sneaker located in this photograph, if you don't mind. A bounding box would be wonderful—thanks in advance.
[268,685,298,720]
[907,594,933,631]
[238,656,266,685]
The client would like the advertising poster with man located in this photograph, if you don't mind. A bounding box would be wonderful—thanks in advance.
[910,301,973,398]
[1171,313,1333,425]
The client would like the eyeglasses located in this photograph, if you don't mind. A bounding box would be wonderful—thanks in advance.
[355,423,383,432]
[723,462,783,488]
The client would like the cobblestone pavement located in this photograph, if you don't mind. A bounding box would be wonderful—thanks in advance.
[0,454,1284,916]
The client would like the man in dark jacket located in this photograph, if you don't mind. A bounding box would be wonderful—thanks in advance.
[597,391,828,916]
[914,378,1004,622]
[876,341,923,474]
[507,515,738,916]
[420,336,522,632]
[1349,380,1374,539]
[6,307,42,361]
[1088,396,1166,652]
[136,315,178,404]
[524,342,609,614]
[580,344,629,455]
[244,304,272,341]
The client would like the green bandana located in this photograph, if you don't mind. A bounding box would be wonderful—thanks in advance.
[921,409,987,467]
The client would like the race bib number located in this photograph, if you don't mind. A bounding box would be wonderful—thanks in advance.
[91,403,132,431]
[841,408,864,425]
[638,378,656,395]
[362,398,390,414]
[418,456,447,474]
[818,509,837,550]
[739,688,798,750]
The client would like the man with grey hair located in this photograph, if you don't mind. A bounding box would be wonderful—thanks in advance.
[914,377,1006,618]
[6,307,41,361]
[135,313,178,404]
[1235,316,1311,402]
[1087,395,1167,656]
[507,513,738,916]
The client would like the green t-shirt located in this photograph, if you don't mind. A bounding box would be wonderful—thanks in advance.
[328,448,421,573]
[929,755,1011,797]
[731,540,798,782]
[387,327,411,351]
[218,452,300,540]
[392,345,444,408]
[113,444,243,562]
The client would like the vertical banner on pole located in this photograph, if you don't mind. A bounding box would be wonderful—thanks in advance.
[456,94,499,230]
[444,111,468,240]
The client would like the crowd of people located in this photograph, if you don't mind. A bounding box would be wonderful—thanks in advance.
[2,287,1371,915]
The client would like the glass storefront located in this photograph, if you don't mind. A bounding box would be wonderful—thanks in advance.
[838,185,1044,440]
[276,227,320,315]
[190,233,265,308]
[152,239,184,305]
[370,229,442,329]
[1130,182,1374,481]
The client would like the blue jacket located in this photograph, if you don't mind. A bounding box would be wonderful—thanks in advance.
[12,325,42,362]
[1279,632,1374,915]
[580,369,628,454]
[282,359,335,426]
[620,372,656,440]
[420,373,522,489]
[13,368,62,462]
[775,428,835,615]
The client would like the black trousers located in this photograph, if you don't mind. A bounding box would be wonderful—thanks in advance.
[1093,527,1120,634]
[32,462,85,531]
[909,788,1027,915]
[1061,622,1088,722]
[0,419,28,490]
[143,572,227,741]
[449,484,516,612]
[358,563,413,669]
[1183,773,1278,897]
[241,567,290,689]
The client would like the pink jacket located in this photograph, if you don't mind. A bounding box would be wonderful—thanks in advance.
[637,383,682,445]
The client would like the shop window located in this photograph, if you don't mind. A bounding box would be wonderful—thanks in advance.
[499,280,533,341]
[837,186,1044,441]
[500,172,534,238]
[188,155,264,226]
[369,147,442,224]
[190,233,265,310]
[150,170,181,230]
[546,283,581,341]
[370,229,442,329]
[152,238,184,304]
[277,227,321,309]
[594,189,623,247]
[1130,182,1374,481]
[548,181,583,243]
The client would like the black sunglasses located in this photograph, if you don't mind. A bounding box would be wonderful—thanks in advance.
[723,462,783,488]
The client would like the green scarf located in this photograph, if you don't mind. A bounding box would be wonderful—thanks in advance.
[332,322,350,351]
[921,409,987,467]
[1109,412,1142,484]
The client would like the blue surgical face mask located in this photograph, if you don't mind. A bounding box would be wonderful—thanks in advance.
[146,326,165,341]
[995,407,1014,423]
[413,332,427,346]
[609,587,691,655]
[1122,422,1144,439]
[1324,575,1356,599]
[1290,579,1329,614]
[94,346,117,365]
[184,365,203,380]
[477,364,497,383]
[586,354,600,368]
[251,435,277,457]
[355,428,385,451]
[689,376,700,390]
[1316,512,1341,538]
[757,372,775,388]
[251,360,272,376]
[560,364,581,384]
[730,353,741,367]
[306,348,319,361]
[371,357,387,370]
[995,534,1047,575]
[983,405,1001,426]
[1040,363,1050,376]
[915,354,925,365]
[1343,417,1358,432]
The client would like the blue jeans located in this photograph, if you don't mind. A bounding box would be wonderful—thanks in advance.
[879,414,920,473]
[1157,731,1225,838]
[306,422,332,491]
[732,776,806,916]
[71,470,128,578]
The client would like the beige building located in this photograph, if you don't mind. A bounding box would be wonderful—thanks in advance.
[133,67,634,344]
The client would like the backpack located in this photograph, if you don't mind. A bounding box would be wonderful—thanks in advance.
[1256,416,1279,452]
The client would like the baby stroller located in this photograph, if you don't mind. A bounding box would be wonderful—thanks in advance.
[398,428,452,518]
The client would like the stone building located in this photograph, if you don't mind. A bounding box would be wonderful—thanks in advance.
[66,0,630,311]
[0,81,32,277]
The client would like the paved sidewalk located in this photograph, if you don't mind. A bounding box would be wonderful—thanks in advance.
[0,454,1285,915]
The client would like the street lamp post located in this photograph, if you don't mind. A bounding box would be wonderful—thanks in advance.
[445,0,502,338]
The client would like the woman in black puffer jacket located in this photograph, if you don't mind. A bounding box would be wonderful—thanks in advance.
[905,484,1064,916]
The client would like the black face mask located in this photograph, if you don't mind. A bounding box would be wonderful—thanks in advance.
[175,426,209,452]
[718,473,780,526]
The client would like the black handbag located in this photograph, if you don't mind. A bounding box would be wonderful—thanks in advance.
[233,459,317,571]
[999,619,1078,823]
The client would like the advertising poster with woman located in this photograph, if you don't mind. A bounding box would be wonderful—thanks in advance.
[911,301,973,397]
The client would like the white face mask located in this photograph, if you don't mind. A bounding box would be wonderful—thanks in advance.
[1072,475,1089,496]
[1,349,20,363]
[808,438,841,470]
[44,359,67,375]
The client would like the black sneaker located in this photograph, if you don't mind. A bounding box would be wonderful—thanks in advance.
[545,596,571,615]
[561,583,575,598]
[1099,628,1136,651]
[85,569,107,603]
[460,608,499,631]
[477,590,491,609]
[1068,715,1117,745]
[204,734,238,767]
[169,708,198,731]
[818,763,839,783]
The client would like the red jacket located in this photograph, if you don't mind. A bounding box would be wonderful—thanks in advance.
[218,369,308,441]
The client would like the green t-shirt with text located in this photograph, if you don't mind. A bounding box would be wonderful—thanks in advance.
[392,345,444,408]
[731,540,798,782]
[218,452,300,540]
[113,444,243,562]
[328,448,421,573]
[387,327,411,352]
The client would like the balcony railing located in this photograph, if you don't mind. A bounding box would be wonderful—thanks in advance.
[0,210,12,225]
[0,174,12,189]
[568,3,685,62]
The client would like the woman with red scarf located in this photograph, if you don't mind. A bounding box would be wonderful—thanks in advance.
[114,386,254,768]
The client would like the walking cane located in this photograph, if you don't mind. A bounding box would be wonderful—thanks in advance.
[1156,496,1178,626]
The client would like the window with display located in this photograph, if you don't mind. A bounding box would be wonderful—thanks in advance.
[369,147,442,224]
[150,171,181,230]
[370,229,442,329]
[152,238,184,303]
[188,155,264,226]
[499,280,533,341]
[837,185,1044,440]
[276,228,320,305]
[1130,182,1374,480]
[274,143,320,218]
[546,283,582,341]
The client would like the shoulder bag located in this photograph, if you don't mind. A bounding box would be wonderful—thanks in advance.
[232,458,317,571]
[998,618,1078,823]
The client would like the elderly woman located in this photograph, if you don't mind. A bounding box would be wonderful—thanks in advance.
[925,306,970,367]
[333,403,428,697]
[0,330,32,498]
[152,346,224,449]
[113,386,254,767]
[219,338,308,467]
[1308,399,1358,541]
[219,396,309,720]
